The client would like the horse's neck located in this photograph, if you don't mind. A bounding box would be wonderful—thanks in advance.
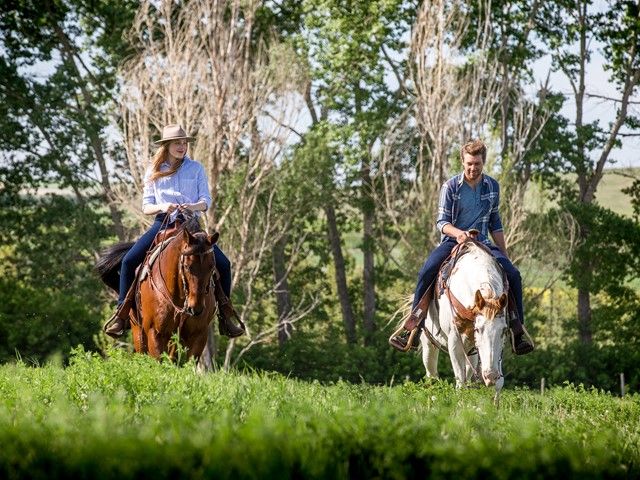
[450,244,503,301]
[156,237,183,287]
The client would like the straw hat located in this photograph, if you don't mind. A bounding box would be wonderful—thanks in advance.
[154,124,195,145]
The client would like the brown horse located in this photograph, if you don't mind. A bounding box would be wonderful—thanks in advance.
[97,222,218,361]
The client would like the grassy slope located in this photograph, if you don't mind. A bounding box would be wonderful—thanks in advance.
[526,167,638,218]
[595,168,637,217]
[0,349,638,479]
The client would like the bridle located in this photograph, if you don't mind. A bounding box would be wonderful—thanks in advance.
[178,245,215,300]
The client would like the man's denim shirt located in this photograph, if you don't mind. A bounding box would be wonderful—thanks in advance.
[436,173,503,245]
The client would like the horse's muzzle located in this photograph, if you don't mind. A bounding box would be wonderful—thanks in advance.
[184,306,204,317]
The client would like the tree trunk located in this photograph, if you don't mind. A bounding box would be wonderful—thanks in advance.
[272,235,292,346]
[577,287,592,344]
[573,2,591,342]
[324,204,357,344]
[361,157,376,343]
[197,324,217,372]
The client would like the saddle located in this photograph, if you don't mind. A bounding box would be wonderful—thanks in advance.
[436,241,510,320]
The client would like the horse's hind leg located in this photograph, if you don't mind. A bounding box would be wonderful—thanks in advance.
[420,331,439,380]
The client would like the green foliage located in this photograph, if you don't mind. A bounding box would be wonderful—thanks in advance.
[0,194,109,363]
[621,176,640,221]
[241,330,430,384]
[0,350,638,479]
[0,278,98,364]
[563,201,640,296]
[599,0,640,87]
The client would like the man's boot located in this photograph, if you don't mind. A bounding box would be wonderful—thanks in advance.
[389,311,421,351]
[509,313,534,355]
[103,305,128,339]
[213,276,245,338]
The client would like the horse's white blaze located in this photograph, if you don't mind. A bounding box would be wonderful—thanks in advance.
[421,243,507,393]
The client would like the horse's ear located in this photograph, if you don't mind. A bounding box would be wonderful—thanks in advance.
[498,292,508,310]
[208,232,219,245]
[474,290,485,309]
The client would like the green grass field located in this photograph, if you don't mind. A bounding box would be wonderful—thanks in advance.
[1,348,638,479]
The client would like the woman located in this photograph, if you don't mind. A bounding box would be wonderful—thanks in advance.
[104,124,245,339]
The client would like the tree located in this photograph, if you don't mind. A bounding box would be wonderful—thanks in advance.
[0,0,138,240]
[295,0,415,344]
[545,0,640,343]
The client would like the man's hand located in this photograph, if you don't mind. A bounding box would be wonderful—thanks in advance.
[455,230,472,244]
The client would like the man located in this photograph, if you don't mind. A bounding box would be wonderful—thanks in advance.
[390,139,533,355]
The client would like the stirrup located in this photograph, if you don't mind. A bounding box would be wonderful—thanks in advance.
[510,325,535,355]
[388,326,419,352]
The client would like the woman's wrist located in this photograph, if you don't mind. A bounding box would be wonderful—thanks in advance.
[182,201,206,212]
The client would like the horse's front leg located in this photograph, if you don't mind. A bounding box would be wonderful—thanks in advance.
[130,323,146,353]
[147,327,170,359]
[465,351,479,383]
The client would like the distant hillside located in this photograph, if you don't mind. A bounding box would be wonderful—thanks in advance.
[526,167,639,218]
[596,167,638,217]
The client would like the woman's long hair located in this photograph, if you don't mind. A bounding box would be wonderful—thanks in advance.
[148,143,184,181]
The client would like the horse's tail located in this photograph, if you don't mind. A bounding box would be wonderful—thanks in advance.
[95,241,134,293]
[386,293,414,331]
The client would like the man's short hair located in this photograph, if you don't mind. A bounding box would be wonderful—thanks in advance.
[461,139,487,163]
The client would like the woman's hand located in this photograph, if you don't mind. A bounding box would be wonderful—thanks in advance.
[163,203,179,214]
[178,201,207,213]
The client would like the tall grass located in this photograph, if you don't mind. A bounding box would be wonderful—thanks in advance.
[0,347,638,479]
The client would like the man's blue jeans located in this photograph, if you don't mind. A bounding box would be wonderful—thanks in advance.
[118,214,232,304]
[412,238,525,324]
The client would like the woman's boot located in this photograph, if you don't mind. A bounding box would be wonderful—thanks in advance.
[213,278,245,338]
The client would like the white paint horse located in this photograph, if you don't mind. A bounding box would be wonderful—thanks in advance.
[420,241,509,403]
